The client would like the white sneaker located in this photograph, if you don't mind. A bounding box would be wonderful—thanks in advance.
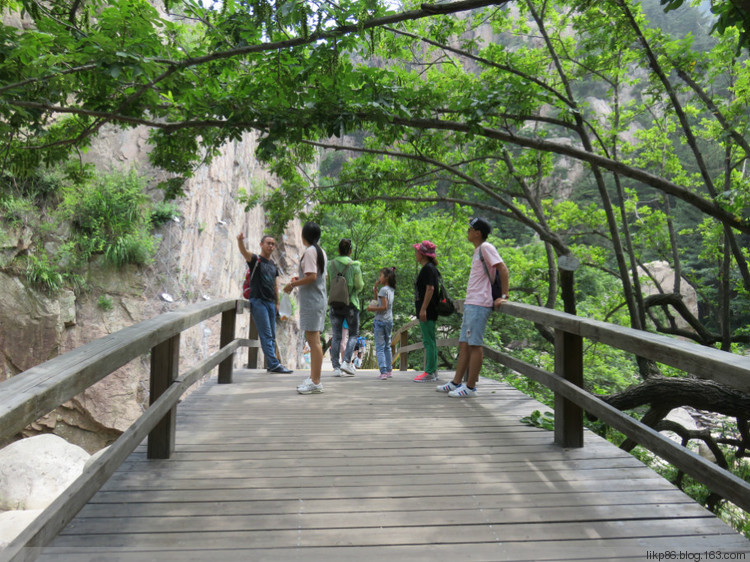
[436,381,459,393]
[341,362,356,376]
[448,383,477,398]
[333,368,343,377]
[297,378,324,394]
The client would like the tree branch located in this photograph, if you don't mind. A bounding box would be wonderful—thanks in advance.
[383,114,750,234]
[303,138,570,252]
[615,0,750,293]
[604,376,750,419]
[383,25,575,108]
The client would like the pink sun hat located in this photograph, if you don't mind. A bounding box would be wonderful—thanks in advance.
[413,240,437,258]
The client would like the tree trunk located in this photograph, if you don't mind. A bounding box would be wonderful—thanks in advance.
[604,376,750,419]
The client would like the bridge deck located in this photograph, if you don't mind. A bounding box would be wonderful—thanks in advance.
[38,369,750,561]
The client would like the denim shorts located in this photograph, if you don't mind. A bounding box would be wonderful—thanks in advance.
[459,304,493,346]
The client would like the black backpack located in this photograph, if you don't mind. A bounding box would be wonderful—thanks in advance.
[480,246,504,300]
[328,261,351,311]
[436,271,455,316]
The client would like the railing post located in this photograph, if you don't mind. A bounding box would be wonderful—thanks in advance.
[218,307,237,384]
[148,334,180,459]
[399,330,409,371]
[390,339,396,371]
[246,305,260,369]
[554,329,584,448]
[558,254,579,315]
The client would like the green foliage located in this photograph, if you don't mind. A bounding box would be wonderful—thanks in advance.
[24,253,63,293]
[150,201,181,227]
[0,196,35,227]
[0,161,86,203]
[59,169,155,267]
[520,409,555,431]
[62,170,143,238]
[236,187,262,214]
[97,294,114,311]
[1,164,160,294]
[104,231,154,267]
[316,203,475,334]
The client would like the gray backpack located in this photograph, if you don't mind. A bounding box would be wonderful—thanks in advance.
[328,261,351,311]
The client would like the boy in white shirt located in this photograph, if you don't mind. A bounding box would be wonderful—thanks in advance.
[437,218,509,397]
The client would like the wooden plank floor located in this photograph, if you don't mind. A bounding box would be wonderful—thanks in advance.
[38,369,750,561]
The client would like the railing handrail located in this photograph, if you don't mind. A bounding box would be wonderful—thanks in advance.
[0,298,240,444]
[501,302,750,392]
[391,301,750,514]
[4,299,750,559]
[391,318,420,340]
[0,298,256,562]
[391,301,750,391]
[481,344,750,513]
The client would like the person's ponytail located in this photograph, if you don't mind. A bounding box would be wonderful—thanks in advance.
[302,222,325,274]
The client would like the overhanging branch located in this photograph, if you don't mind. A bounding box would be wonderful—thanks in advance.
[384,115,750,234]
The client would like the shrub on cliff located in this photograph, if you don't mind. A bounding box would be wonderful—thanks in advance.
[58,168,155,268]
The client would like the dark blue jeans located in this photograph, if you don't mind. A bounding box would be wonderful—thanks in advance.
[249,298,280,369]
[373,318,393,374]
[329,306,359,368]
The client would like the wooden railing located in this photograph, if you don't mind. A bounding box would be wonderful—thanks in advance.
[392,300,750,514]
[0,298,259,562]
[4,298,750,559]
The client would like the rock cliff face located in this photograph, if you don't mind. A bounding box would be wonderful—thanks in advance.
[0,127,303,453]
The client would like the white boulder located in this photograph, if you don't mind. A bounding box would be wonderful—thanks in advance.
[664,408,717,462]
[639,260,699,331]
[665,407,698,432]
[0,509,43,549]
[0,434,90,510]
[83,446,108,471]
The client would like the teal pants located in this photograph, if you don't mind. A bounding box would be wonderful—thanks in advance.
[420,319,437,375]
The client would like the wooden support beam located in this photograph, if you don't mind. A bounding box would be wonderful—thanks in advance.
[554,329,583,448]
[399,330,409,371]
[147,334,179,459]
[218,308,237,384]
[247,305,260,369]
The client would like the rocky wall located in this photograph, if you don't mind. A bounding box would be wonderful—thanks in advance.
[0,128,304,453]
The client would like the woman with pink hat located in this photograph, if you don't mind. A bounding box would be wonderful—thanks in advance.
[413,240,441,382]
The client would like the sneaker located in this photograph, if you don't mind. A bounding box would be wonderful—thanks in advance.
[332,368,343,377]
[378,372,389,380]
[386,372,392,379]
[448,383,477,398]
[341,362,356,376]
[268,365,293,374]
[297,378,324,394]
[436,381,459,393]
[413,371,438,382]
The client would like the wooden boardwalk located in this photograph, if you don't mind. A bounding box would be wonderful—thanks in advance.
[37,369,750,561]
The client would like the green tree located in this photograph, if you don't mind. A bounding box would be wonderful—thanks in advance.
[258,1,747,349]
[5,0,750,531]
[5,0,747,346]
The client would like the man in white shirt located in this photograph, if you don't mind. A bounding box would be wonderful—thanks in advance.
[436,218,509,397]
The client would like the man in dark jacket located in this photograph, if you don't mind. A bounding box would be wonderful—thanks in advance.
[237,233,293,373]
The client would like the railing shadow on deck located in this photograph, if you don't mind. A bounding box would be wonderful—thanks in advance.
[392,300,750,519]
[0,298,262,562]
[2,297,750,560]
